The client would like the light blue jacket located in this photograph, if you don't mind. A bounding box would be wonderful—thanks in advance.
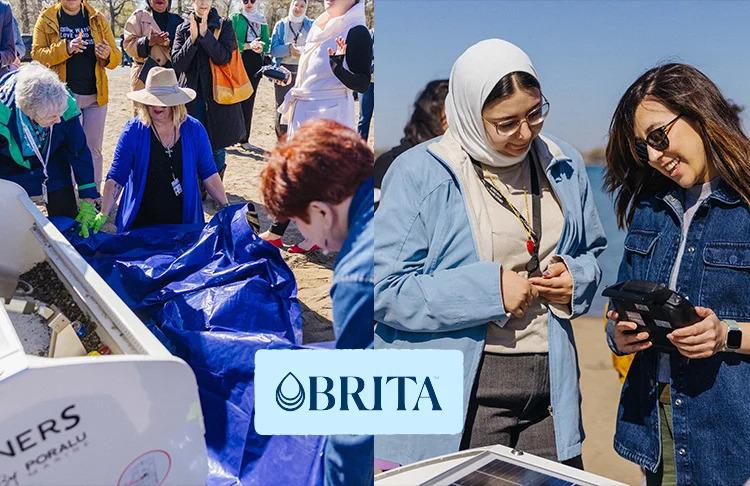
[269,17,313,65]
[374,133,606,466]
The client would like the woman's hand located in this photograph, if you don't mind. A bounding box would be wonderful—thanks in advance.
[94,42,110,61]
[198,16,209,37]
[289,43,301,58]
[501,268,538,318]
[271,64,293,86]
[67,32,85,55]
[248,39,264,53]
[149,29,170,47]
[189,15,199,42]
[327,36,346,56]
[608,310,652,354]
[667,307,727,359]
[528,261,573,305]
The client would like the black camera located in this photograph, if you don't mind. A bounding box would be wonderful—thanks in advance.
[602,280,701,350]
[260,65,289,82]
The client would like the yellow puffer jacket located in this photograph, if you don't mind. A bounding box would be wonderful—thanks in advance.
[31,1,121,107]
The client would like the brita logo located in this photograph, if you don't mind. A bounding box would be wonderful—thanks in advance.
[255,349,464,435]
[275,372,442,412]
[276,372,306,411]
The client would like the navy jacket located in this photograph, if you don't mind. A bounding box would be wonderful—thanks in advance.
[607,179,750,484]
[0,71,99,199]
[0,2,16,75]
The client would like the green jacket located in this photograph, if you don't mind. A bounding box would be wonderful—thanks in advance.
[230,13,270,54]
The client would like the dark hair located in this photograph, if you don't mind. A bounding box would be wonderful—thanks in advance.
[482,71,541,109]
[400,79,449,147]
[261,119,373,222]
[605,63,750,228]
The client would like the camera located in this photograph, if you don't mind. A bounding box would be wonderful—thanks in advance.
[602,280,701,350]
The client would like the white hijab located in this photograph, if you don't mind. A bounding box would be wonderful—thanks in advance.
[444,39,540,168]
[242,1,267,24]
[288,0,308,23]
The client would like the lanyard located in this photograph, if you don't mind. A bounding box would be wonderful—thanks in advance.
[289,22,303,44]
[472,155,542,276]
[21,120,53,204]
[151,127,183,198]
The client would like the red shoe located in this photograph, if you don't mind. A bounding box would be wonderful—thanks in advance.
[288,243,320,254]
[264,238,283,249]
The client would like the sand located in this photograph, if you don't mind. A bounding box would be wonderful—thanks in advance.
[101,67,638,484]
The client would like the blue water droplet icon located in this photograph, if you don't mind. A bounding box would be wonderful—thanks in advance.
[276,372,306,411]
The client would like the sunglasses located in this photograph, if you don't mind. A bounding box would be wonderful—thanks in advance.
[634,114,682,163]
[243,0,257,4]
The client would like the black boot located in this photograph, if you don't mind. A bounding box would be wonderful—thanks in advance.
[245,202,260,233]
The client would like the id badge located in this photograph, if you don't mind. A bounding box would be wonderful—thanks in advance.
[171,178,183,197]
[41,181,48,204]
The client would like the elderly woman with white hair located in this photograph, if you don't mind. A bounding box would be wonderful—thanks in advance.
[0,62,99,227]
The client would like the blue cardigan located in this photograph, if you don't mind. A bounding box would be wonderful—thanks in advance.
[107,116,217,232]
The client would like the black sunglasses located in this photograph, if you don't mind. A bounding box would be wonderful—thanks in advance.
[634,114,682,162]
[243,0,257,4]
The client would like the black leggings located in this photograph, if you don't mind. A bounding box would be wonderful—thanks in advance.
[269,219,290,236]
[240,50,264,143]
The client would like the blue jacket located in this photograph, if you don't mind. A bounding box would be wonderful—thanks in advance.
[107,116,217,232]
[0,71,99,200]
[11,13,23,59]
[374,133,606,466]
[0,2,15,74]
[606,180,750,485]
[330,177,375,350]
[324,178,374,486]
[269,16,313,65]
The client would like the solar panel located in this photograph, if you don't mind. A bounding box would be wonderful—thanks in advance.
[421,451,583,486]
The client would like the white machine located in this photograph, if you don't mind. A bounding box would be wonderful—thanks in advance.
[0,180,208,485]
[375,445,628,486]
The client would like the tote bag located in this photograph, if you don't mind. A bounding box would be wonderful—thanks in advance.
[210,20,253,105]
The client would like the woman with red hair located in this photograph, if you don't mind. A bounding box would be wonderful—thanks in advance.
[261,118,373,486]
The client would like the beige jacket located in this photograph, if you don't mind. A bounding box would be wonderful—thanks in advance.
[123,9,173,91]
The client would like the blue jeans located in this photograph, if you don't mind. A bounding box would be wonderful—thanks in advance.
[324,435,373,486]
[357,82,374,140]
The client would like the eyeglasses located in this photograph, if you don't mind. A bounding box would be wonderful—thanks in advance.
[484,95,550,137]
[634,114,682,163]
[243,0,257,4]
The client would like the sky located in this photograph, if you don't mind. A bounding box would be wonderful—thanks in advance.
[374,0,750,154]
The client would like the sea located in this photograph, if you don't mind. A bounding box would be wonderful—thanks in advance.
[586,166,626,317]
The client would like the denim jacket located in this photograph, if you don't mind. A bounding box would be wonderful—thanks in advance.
[324,178,374,486]
[374,133,606,466]
[606,180,750,485]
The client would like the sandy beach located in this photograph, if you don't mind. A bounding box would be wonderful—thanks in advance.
[101,67,638,484]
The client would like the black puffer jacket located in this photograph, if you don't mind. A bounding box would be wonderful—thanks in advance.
[172,8,244,150]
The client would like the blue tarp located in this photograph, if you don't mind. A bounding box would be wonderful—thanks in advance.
[53,205,326,485]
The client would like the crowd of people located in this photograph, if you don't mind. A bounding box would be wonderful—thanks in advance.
[0,0,373,243]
